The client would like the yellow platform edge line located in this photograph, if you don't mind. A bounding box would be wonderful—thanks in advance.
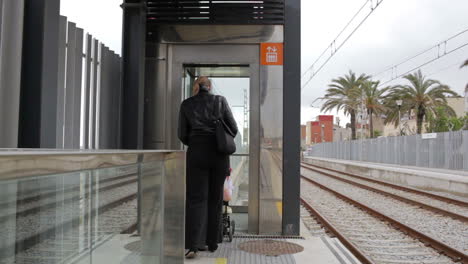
[276,201,283,216]
[215,258,227,264]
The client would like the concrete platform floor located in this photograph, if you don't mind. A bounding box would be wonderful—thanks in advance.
[185,236,359,264]
[184,218,360,264]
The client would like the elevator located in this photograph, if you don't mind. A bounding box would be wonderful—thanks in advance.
[143,25,287,234]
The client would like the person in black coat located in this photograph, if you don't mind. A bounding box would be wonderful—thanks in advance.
[178,76,238,258]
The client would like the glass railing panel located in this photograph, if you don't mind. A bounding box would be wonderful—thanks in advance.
[0,150,185,264]
[0,171,93,264]
[86,165,140,264]
[161,152,185,264]
[138,157,164,264]
[230,155,249,206]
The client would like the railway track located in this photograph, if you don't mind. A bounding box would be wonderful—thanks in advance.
[300,162,468,264]
[0,168,139,264]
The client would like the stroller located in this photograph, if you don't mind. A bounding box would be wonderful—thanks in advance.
[222,201,235,242]
[222,169,236,242]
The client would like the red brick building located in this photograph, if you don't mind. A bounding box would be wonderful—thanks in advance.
[306,115,334,144]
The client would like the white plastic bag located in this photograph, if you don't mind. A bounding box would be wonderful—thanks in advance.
[223,176,233,202]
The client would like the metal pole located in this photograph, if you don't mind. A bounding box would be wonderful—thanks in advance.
[398,106,401,136]
[282,0,301,236]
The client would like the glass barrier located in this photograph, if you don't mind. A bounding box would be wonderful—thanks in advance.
[0,150,185,264]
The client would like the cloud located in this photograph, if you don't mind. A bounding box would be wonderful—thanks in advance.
[301,0,468,124]
[60,0,123,54]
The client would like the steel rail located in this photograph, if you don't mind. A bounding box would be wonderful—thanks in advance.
[0,177,138,224]
[301,163,468,207]
[0,172,138,208]
[301,175,468,263]
[0,193,137,257]
[300,197,376,264]
[301,164,468,222]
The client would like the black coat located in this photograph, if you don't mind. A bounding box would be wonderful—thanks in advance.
[178,90,238,145]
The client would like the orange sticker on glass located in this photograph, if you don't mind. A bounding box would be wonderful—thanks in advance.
[261,43,283,66]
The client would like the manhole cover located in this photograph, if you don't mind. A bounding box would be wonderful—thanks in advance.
[124,241,141,252]
[238,240,304,256]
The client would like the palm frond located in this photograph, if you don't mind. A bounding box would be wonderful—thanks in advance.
[461,59,468,68]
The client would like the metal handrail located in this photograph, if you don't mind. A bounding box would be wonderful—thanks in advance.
[0,149,184,180]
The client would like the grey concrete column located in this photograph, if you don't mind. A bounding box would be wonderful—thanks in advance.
[18,0,60,148]
[121,0,146,149]
[0,0,24,148]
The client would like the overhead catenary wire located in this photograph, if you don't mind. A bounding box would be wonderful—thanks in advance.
[427,60,467,77]
[301,0,385,91]
[378,40,468,86]
[301,0,369,79]
[372,27,468,86]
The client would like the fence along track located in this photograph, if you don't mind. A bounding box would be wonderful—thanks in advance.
[300,175,468,263]
[301,163,468,222]
[301,163,468,207]
[306,130,468,171]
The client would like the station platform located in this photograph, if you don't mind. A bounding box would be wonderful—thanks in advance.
[69,214,360,264]
[304,157,468,199]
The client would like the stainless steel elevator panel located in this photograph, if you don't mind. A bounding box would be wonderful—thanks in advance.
[145,25,284,234]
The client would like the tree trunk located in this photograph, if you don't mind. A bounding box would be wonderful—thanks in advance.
[369,109,374,138]
[417,106,425,134]
[350,110,356,140]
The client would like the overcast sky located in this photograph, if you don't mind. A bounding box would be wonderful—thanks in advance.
[61,0,468,125]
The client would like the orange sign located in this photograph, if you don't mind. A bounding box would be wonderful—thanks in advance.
[261,43,283,66]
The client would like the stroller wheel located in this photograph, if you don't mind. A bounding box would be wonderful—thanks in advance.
[228,227,233,242]
[228,220,235,242]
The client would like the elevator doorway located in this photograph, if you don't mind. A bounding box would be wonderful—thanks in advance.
[183,65,251,209]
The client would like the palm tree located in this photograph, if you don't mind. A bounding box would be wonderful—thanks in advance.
[321,71,370,140]
[361,81,389,138]
[385,70,458,134]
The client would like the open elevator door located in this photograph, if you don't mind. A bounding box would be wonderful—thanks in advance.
[183,64,251,208]
[167,45,261,234]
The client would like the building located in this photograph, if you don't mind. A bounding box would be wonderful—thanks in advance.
[301,125,307,148]
[305,115,334,144]
[446,97,465,117]
[372,97,466,137]
[465,84,468,113]
[333,125,351,142]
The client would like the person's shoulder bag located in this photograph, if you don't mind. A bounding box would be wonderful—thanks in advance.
[213,96,236,155]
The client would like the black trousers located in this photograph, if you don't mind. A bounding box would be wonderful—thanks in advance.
[185,136,228,250]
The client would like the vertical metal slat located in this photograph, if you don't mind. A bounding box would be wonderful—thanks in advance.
[73,28,84,149]
[56,15,67,149]
[64,22,77,149]
[83,34,92,149]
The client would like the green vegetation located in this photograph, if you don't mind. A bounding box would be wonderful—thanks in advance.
[373,130,383,138]
[320,71,370,140]
[362,81,389,138]
[385,70,457,134]
[320,70,460,138]
[426,108,468,132]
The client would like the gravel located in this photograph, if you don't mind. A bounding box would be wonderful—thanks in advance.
[301,178,456,264]
[300,206,328,237]
[302,168,468,255]
[307,166,468,217]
